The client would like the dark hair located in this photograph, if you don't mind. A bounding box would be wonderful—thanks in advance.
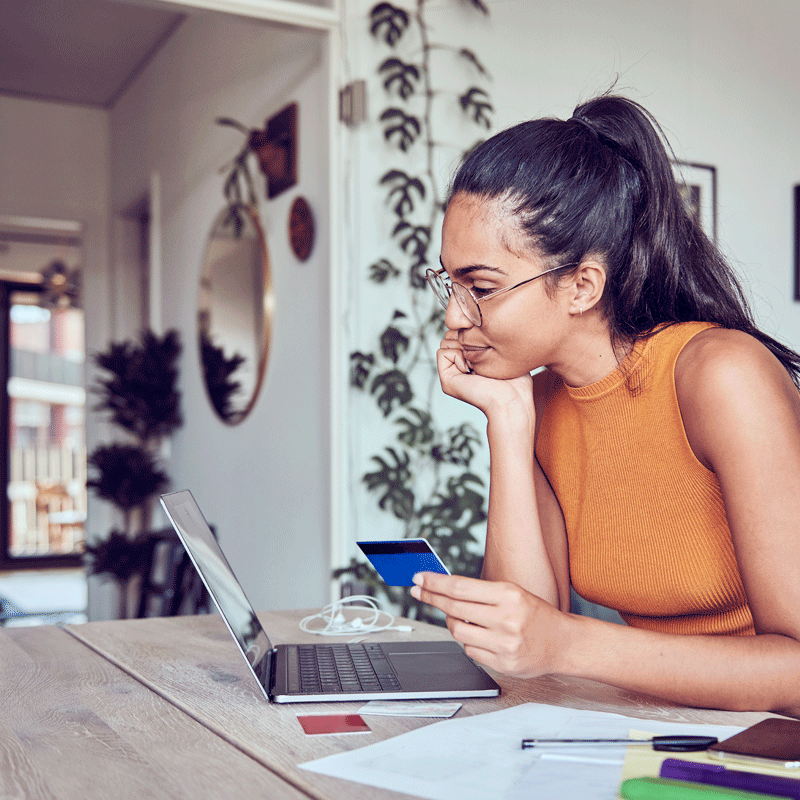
[448,94,800,384]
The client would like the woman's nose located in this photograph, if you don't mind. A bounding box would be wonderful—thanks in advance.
[444,293,474,330]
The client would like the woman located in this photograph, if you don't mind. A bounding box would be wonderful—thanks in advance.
[411,94,800,715]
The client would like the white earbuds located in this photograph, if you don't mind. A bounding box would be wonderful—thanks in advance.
[299,596,413,637]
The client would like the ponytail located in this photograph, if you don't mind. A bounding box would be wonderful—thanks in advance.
[448,93,800,384]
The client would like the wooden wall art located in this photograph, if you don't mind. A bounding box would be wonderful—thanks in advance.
[289,196,314,261]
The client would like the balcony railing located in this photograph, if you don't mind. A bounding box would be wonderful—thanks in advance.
[7,446,87,557]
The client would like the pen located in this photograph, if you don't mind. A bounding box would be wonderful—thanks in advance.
[660,758,800,800]
[621,777,781,800]
[521,735,719,752]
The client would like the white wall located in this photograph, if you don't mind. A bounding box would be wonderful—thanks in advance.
[340,0,800,562]
[109,12,331,613]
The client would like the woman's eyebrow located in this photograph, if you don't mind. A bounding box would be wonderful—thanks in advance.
[438,256,507,278]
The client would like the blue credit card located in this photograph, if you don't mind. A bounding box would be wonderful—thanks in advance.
[356,539,450,586]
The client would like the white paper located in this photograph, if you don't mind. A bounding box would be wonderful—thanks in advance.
[300,702,745,800]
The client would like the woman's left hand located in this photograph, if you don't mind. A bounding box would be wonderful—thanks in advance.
[410,571,568,678]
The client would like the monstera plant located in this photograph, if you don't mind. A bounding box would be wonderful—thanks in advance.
[338,1,493,623]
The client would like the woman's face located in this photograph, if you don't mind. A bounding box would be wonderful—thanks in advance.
[439,193,571,379]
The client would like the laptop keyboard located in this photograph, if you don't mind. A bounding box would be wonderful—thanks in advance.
[296,643,401,694]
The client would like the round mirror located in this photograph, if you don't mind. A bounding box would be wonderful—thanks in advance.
[198,203,273,424]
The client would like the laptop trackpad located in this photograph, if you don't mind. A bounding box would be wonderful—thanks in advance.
[388,652,484,691]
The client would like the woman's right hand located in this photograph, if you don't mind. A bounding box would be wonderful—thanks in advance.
[436,332,536,423]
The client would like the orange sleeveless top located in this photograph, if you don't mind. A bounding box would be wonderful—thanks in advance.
[536,321,755,636]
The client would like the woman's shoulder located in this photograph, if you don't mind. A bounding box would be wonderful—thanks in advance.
[676,327,799,439]
[676,326,786,385]
[673,326,800,474]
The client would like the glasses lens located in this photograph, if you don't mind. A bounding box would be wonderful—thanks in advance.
[452,283,482,326]
[426,270,451,310]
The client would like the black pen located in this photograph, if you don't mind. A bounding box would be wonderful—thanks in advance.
[521,735,718,752]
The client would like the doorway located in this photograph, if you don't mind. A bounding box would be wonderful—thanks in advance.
[0,220,88,623]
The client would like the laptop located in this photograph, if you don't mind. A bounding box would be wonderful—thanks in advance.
[160,490,501,703]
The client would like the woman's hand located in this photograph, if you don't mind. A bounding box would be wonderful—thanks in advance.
[410,571,569,678]
[437,332,536,421]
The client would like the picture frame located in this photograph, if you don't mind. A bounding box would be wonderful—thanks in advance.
[794,185,800,302]
[672,161,717,242]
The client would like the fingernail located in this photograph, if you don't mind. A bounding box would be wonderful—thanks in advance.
[412,573,424,586]
[410,585,421,600]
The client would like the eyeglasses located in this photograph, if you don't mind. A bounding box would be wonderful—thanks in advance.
[425,263,577,327]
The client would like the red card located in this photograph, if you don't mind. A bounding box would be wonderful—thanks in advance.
[297,713,372,736]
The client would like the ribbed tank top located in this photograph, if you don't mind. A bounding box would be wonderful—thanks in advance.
[536,321,755,636]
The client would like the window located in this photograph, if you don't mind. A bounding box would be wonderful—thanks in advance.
[1,226,85,569]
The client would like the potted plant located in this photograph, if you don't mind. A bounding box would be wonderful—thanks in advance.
[84,329,182,618]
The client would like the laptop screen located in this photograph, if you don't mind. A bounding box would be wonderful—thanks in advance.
[160,490,273,693]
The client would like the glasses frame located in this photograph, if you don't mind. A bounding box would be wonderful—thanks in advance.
[425,262,578,327]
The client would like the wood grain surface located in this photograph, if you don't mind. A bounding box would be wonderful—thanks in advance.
[0,624,309,800]
[64,610,774,800]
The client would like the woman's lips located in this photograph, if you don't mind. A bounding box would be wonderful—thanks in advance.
[461,344,489,362]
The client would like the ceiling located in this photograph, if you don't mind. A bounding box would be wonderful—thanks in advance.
[0,0,186,108]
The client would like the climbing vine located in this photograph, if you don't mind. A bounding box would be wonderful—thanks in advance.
[339,0,493,621]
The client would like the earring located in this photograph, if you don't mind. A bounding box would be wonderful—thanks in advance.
[579,307,583,316]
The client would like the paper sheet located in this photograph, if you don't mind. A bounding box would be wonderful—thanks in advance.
[300,702,745,800]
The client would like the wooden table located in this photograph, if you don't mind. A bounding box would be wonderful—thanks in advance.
[1,610,776,800]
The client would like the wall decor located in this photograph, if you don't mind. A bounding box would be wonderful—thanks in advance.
[252,103,298,199]
[289,196,315,261]
[795,185,800,302]
[216,102,298,203]
[672,161,717,241]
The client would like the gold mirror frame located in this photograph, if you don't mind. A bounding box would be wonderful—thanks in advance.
[198,203,273,425]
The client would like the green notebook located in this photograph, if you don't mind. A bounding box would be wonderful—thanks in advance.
[620,777,784,800]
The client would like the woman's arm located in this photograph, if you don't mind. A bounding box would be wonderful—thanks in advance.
[676,328,800,648]
[412,571,800,714]
[414,329,800,715]
[436,336,570,610]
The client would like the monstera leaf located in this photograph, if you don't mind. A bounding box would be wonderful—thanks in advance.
[370,3,410,46]
[409,257,430,290]
[363,448,415,518]
[395,408,435,448]
[459,48,490,77]
[392,220,430,259]
[432,423,482,466]
[380,108,421,151]
[459,86,493,128]
[420,472,487,532]
[369,258,401,283]
[380,312,410,363]
[350,351,375,389]
[370,369,413,416]
[380,57,420,100]
[381,169,426,218]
